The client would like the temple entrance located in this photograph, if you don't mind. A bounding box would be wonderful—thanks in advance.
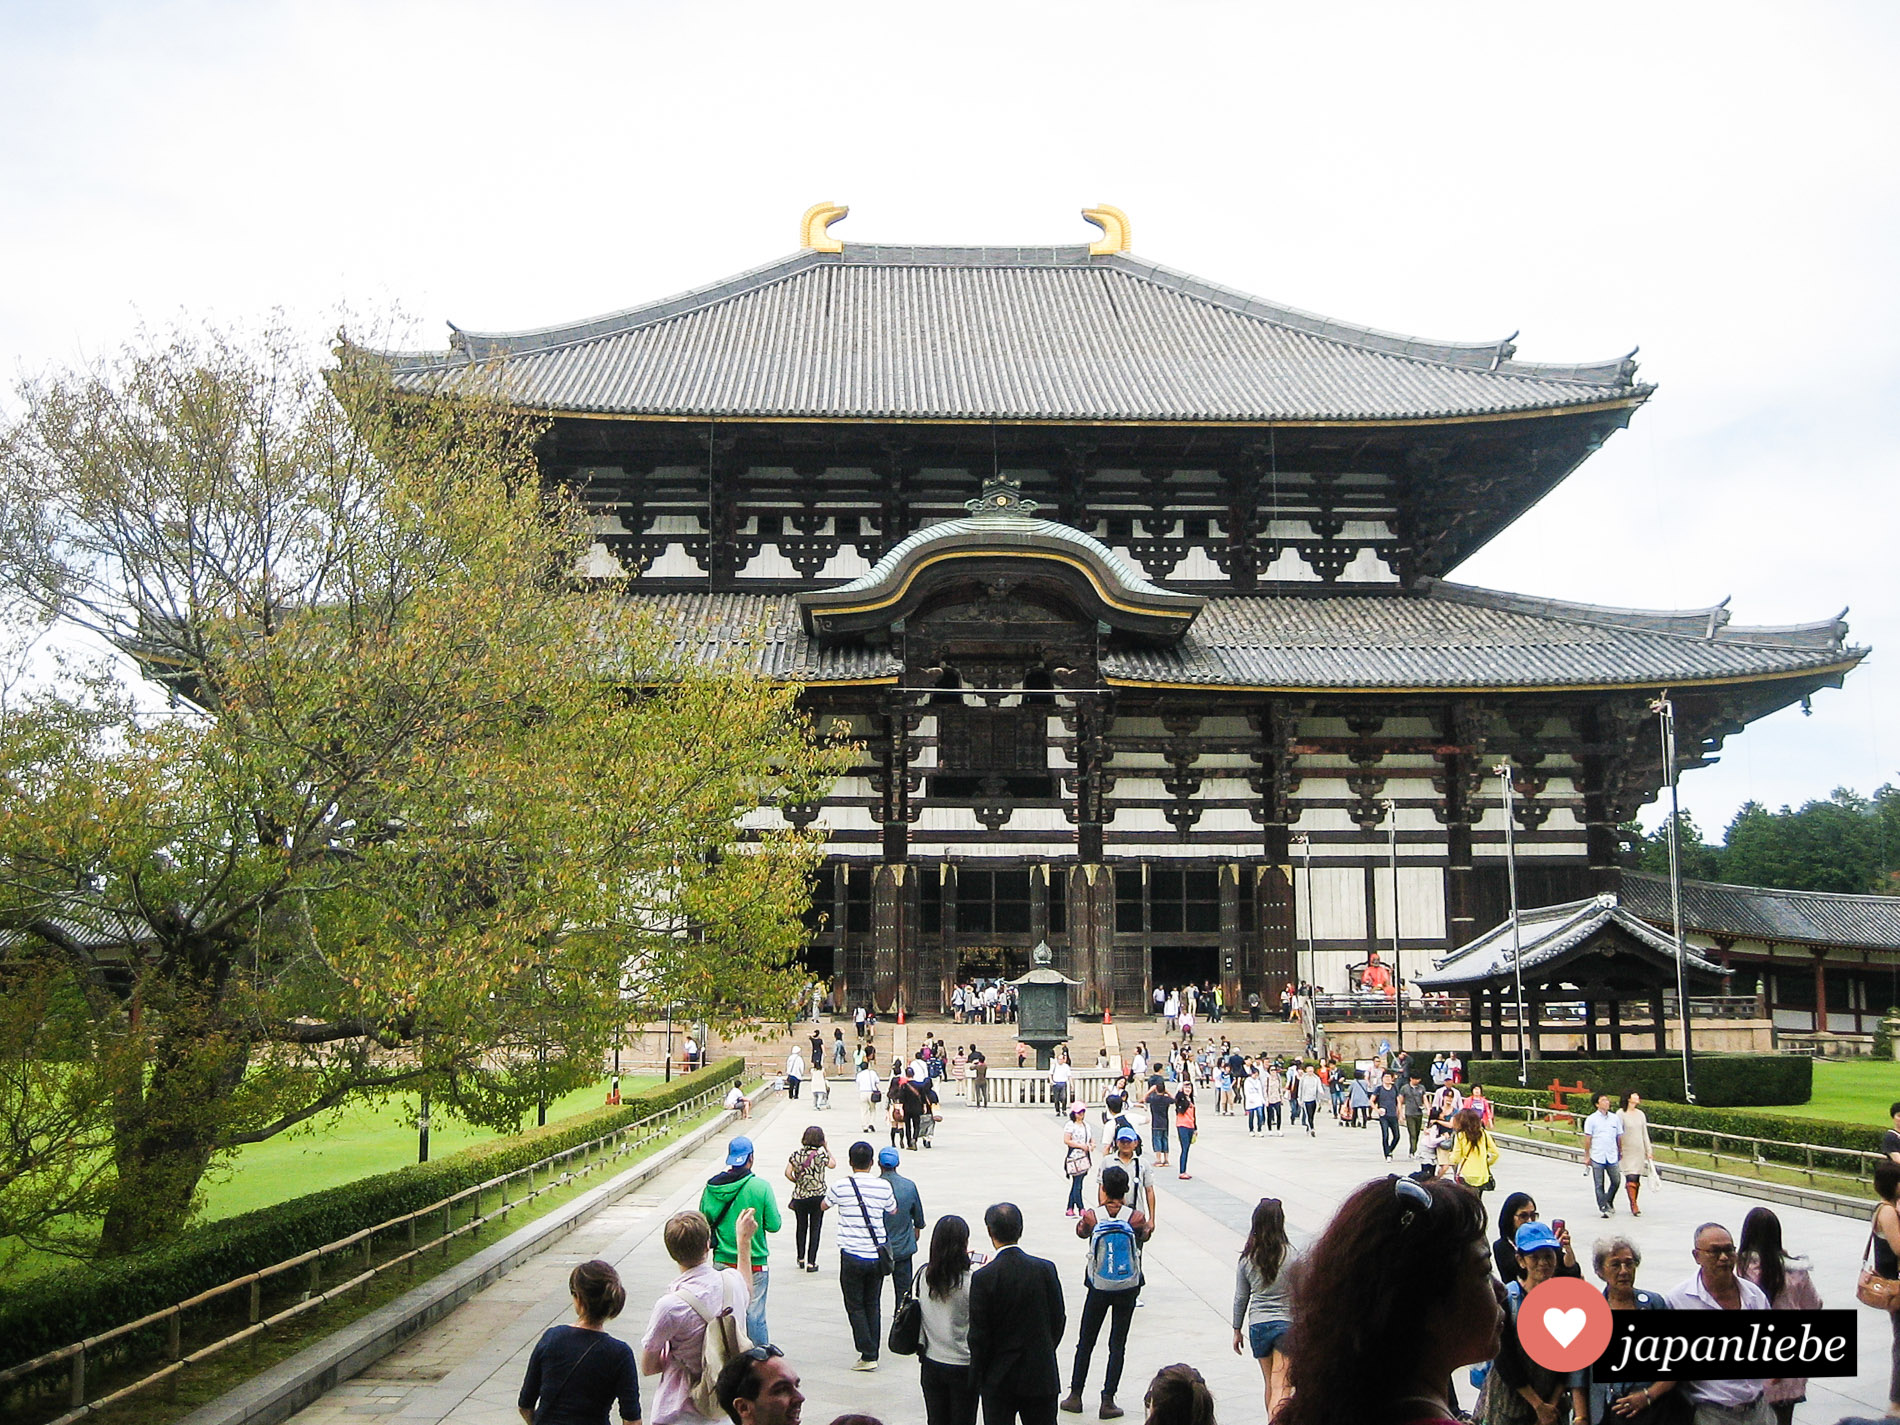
[956,946,1029,982]
[1150,945,1219,998]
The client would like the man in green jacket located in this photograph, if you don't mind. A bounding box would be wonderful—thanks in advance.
[699,1135,783,1346]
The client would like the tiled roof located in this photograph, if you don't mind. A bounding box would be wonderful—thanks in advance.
[618,582,1858,692]
[1417,895,1724,988]
[373,245,1649,423]
[1102,582,1860,689]
[1621,872,1900,951]
[626,592,899,682]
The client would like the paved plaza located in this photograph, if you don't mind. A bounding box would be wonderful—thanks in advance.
[287,1077,1897,1425]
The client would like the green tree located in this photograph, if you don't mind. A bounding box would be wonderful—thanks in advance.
[1721,790,1889,893]
[1619,810,1724,880]
[0,324,846,1255]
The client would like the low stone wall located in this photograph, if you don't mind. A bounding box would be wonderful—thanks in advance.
[1319,1019,1775,1061]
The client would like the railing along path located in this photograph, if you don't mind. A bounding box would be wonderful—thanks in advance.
[0,1080,730,1425]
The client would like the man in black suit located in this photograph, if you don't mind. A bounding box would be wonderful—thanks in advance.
[968,1201,1067,1425]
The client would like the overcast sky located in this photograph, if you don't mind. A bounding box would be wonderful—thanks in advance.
[4,0,1895,836]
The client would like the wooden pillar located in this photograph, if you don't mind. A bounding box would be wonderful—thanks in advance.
[1525,988,1542,1061]
[1468,984,1483,1057]
[1489,986,1504,1056]
[1609,996,1623,1054]
[1067,864,1116,1016]
[1584,997,1598,1055]
[1812,949,1828,1034]
[872,863,919,1016]
[1650,990,1667,1054]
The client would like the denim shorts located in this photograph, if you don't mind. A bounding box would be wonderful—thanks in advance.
[1249,1320,1291,1358]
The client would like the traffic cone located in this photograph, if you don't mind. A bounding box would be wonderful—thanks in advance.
[1103,1007,1112,1025]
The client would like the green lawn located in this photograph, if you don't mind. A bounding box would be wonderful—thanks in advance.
[1751,1058,1900,1127]
[199,1076,659,1219]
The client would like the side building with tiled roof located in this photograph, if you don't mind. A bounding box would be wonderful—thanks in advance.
[1621,872,1900,1043]
[364,204,1866,1015]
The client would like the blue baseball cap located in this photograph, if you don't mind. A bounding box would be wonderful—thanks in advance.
[878,1147,901,1168]
[725,1136,755,1167]
[1514,1221,1561,1254]
[1115,1126,1141,1143]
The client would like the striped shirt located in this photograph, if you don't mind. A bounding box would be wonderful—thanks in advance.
[825,1173,896,1259]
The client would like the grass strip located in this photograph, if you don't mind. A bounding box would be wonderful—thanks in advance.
[5,1099,725,1425]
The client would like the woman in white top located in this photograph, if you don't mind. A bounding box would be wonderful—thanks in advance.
[1051,1049,1073,1118]
[1063,1102,1096,1216]
[1618,1090,1654,1215]
[917,1214,984,1425]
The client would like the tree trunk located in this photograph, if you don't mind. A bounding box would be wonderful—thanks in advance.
[98,1033,251,1257]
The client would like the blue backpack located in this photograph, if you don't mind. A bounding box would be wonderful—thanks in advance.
[1086,1214,1141,1292]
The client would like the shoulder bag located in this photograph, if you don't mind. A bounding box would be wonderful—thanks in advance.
[1856,1216,1900,1311]
[532,1331,604,1425]
[848,1178,895,1275]
[888,1266,926,1355]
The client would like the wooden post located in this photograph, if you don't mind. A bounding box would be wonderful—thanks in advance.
[1812,949,1828,1035]
[1651,991,1668,1054]
[1468,985,1483,1057]
[71,1346,85,1410]
[1609,997,1622,1054]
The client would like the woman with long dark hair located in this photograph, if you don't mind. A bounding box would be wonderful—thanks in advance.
[1230,1197,1298,1419]
[1173,1083,1198,1179]
[1448,1107,1497,1193]
[1277,1176,1501,1425]
[1738,1206,1822,1425]
[917,1214,984,1425]
[1492,1193,1577,1285]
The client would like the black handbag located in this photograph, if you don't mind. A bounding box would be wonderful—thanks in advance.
[888,1268,924,1355]
[848,1178,895,1275]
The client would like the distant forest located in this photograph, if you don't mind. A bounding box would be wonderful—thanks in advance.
[1621,785,1899,895]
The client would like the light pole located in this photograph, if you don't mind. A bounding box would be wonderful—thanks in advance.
[1652,694,1697,1103]
[1294,832,1316,1056]
[1495,763,1529,1087]
[664,1003,675,1083]
[1384,800,1403,1055]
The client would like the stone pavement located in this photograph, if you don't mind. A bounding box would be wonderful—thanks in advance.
[287,1088,1895,1425]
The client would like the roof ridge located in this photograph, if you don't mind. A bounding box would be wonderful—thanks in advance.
[1623,869,1900,908]
[371,243,1643,392]
[1419,580,1849,651]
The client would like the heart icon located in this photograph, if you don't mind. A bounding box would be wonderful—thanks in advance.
[1543,1307,1586,1348]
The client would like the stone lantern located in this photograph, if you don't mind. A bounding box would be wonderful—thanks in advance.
[1009,942,1080,1070]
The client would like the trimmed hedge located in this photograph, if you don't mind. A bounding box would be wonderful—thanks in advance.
[1482,1082,1886,1179]
[0,1058,743,1373]
[1463,1055,1811,1108]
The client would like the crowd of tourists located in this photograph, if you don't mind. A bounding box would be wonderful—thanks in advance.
[518,1041,1900,1425]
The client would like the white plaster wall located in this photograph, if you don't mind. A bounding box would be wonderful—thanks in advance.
[1300,865,1368,940]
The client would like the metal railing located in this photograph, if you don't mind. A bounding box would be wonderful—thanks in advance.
[0,1080,733,1425]
[1312,994,1762,1025]
[1489,1098,1885,1189]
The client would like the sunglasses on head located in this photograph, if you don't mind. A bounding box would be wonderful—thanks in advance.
[1394,1175,1433,1228]
[740,1345,785,1363]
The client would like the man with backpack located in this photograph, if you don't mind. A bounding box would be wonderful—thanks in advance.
[698,1137,783,1349]
[641,1206,759,1423]
[1099,1125,1156,1233]
[1060,1164,1152,1419]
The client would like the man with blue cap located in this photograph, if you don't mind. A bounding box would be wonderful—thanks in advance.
[878,1146,927,1312]
[700,1135,783,1347]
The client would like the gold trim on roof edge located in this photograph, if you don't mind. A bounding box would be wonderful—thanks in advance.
[1083,204,1132,255]
[800,202,849,253]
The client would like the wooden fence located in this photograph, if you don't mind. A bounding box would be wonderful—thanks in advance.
[0,1080,732,1425]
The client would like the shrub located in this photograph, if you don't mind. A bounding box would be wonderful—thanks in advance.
[1462,1055,1810,1107]
[0,1058,742,1373]
[1481,1080,1883,1180]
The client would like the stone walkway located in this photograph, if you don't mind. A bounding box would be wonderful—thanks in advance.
[288,1087,1895,1425]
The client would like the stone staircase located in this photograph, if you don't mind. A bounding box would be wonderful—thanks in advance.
[618,1011,1309,1080]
